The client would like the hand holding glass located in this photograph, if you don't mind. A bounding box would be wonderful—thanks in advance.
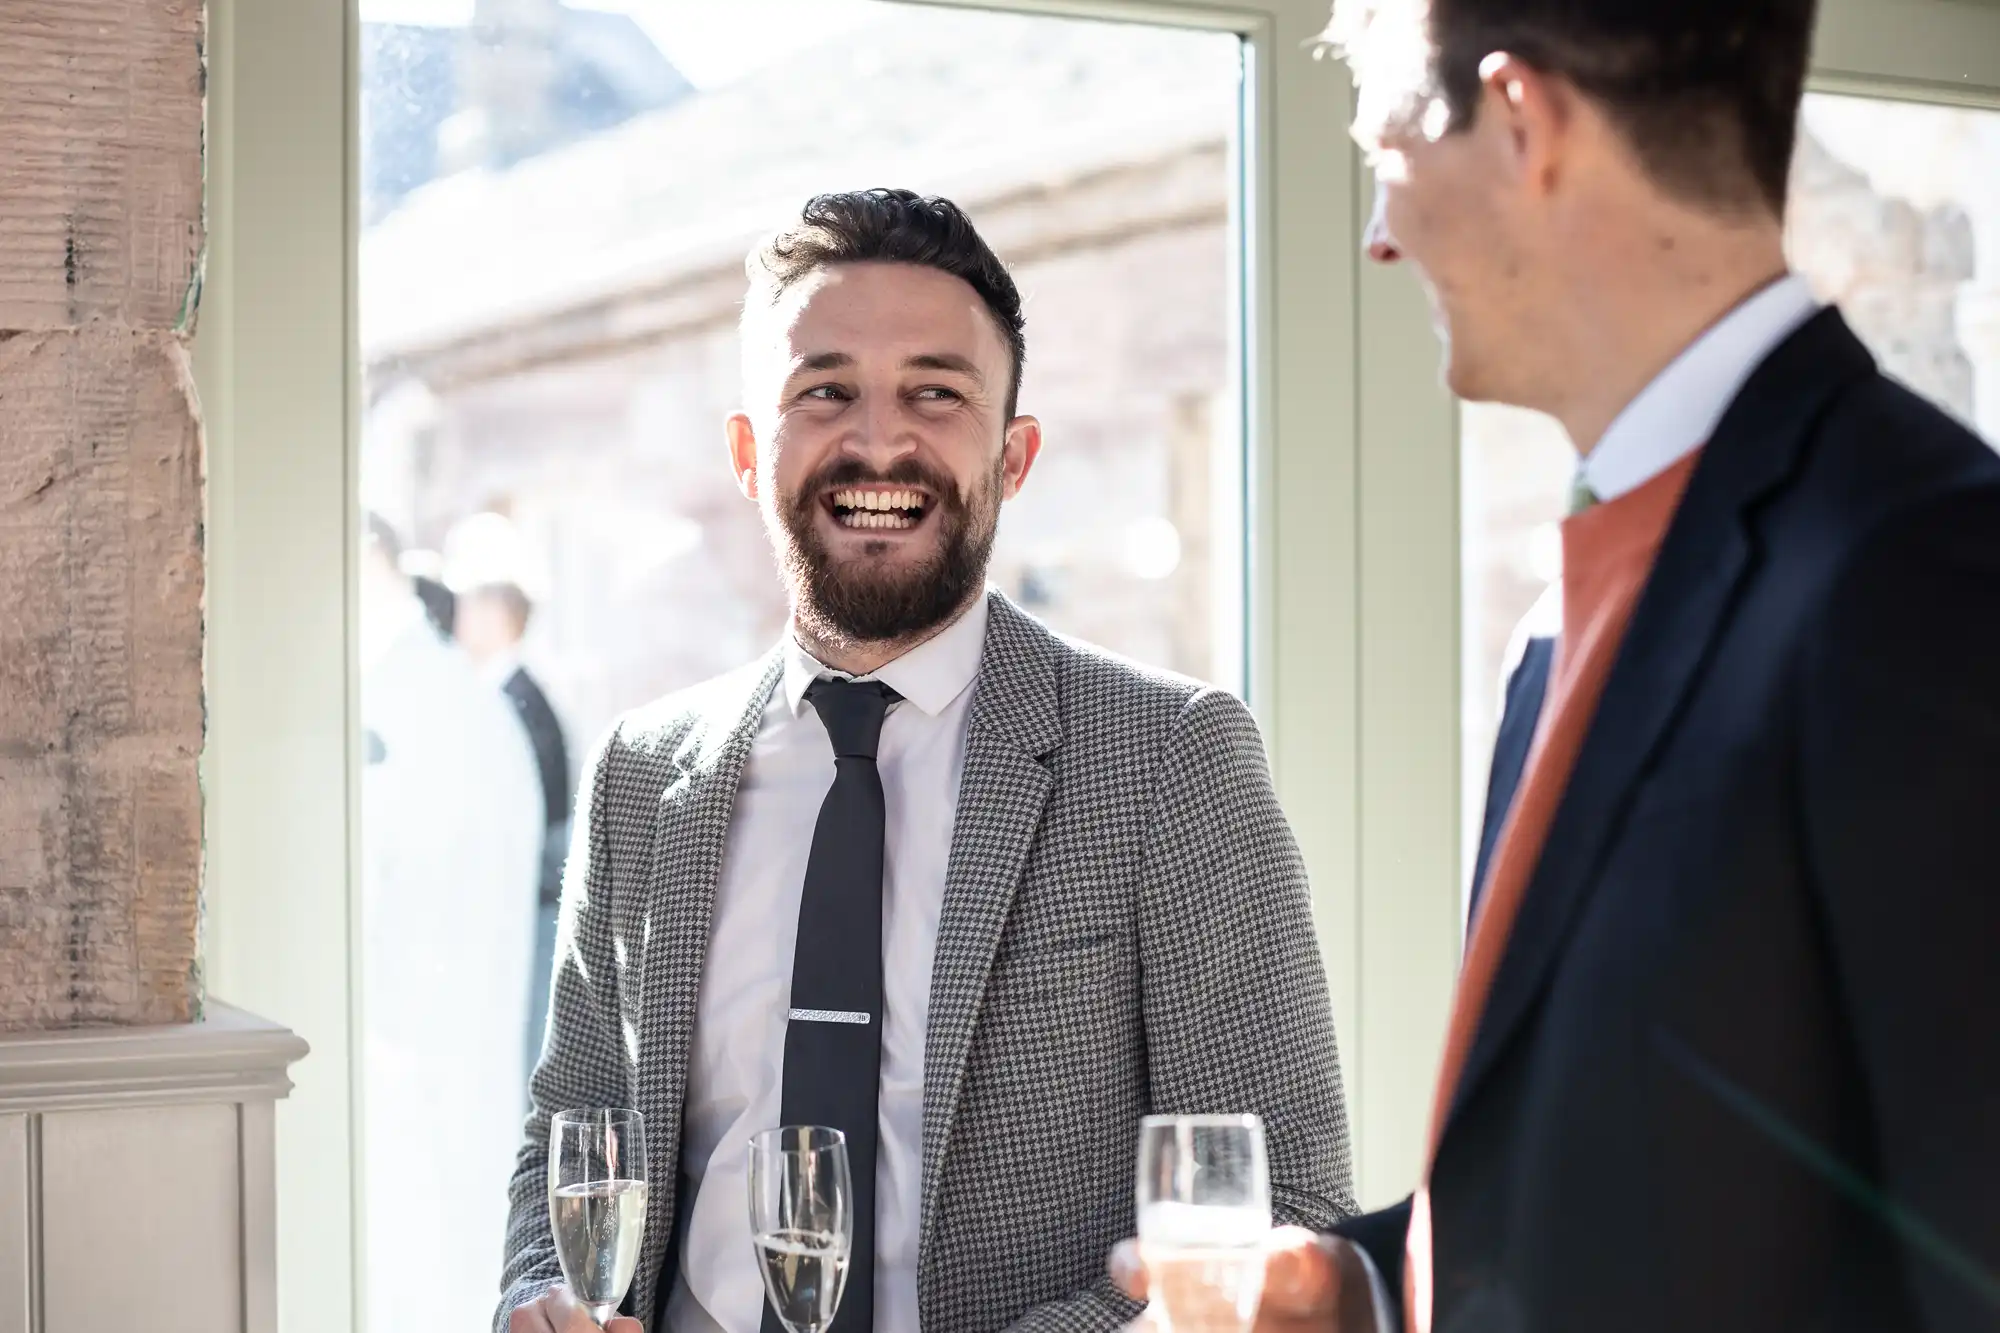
[749,1126,854,1333]
[549,1108,650,1326]
[1136,1113,1271,1333]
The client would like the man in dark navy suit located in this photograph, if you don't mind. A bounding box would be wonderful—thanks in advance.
[1114,0,2000,1329]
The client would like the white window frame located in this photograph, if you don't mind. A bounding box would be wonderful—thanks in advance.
[194,1,2000,1327]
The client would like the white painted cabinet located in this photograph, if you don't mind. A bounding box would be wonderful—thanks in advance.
[0,1003,306,1333]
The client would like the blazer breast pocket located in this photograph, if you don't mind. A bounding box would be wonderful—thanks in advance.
[980,933,1139,1068]
[988,932,1129,1003]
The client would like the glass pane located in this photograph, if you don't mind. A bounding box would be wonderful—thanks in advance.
[356,2,1245,1325]
[1457,94,2000,892]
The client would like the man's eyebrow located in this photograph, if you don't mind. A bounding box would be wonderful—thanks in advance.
[784,351,985,381]
[789,351,855,374]
[905,353,984,382]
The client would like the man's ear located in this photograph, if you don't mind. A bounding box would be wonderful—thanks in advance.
[1478,51,1573,198]
[1001,415,1044,501]
[725,412,760,501]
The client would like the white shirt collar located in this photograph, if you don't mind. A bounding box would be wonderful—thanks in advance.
[1582,273,1821,503]
[782,591,989,720]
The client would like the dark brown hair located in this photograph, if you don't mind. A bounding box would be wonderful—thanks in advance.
[746,189,1028,417]
[1332,0,1818,215]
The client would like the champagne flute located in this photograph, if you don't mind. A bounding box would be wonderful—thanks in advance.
[549,1108,650,1326]
[748,1126,853,1333]
[1136,1113,1271,1333]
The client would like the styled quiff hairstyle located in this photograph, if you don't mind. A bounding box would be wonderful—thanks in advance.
[744,188,1028,417]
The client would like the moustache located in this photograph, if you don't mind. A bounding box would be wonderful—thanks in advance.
[790,458,963,514]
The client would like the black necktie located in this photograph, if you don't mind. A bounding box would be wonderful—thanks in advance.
[768,678,898,1333]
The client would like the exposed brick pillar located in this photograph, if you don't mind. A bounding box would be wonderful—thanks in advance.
[0,0,207,1029]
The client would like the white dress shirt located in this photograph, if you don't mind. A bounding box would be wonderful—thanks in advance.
[1378,274,1824,1333]
[1580,273,1821,502]
[479,646,524,692]
[1500,274,1825,682]
[665,594,990,1333]
[358,604,543,1332]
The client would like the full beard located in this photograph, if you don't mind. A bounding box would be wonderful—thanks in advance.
[775,455,1002,647]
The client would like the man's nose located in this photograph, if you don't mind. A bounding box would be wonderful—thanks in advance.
[845,396,919,465]
[1364,180,1402,264]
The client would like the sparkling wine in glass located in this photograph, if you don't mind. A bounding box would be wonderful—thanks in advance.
[1136,1113,1272,1333]
[549,1108,650,1325]
[748,1126,853,1333]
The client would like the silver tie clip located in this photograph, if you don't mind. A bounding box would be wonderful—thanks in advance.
[788,1008,872,1025]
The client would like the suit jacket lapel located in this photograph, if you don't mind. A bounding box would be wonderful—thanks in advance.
[628,652,782,1327]
[918,593,1061,1284]
[1471,635,1554,922]
[1447,310,1877,1132]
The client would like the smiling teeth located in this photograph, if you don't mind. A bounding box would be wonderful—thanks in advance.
[838,510,918,530]
[831,489,924,512]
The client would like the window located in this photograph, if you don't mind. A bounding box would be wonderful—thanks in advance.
[355,4,1243,1321]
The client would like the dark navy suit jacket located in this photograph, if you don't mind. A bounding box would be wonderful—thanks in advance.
[1335,311,2000,1333]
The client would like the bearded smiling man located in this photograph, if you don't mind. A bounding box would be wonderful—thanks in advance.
[499,189,1356,1333]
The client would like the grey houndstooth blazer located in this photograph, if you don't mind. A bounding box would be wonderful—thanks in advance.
[496,592,1355,1332]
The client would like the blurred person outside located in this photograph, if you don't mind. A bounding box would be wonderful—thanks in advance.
[360,513,547,1332]
[446,511,576,1081]
[399,542,460,638]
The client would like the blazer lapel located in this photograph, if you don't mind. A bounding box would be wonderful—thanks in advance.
[918,593,1061,1281]
[1470,634,1554,923]
[1446,310,1877,1131]
[628,652,782,1327]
